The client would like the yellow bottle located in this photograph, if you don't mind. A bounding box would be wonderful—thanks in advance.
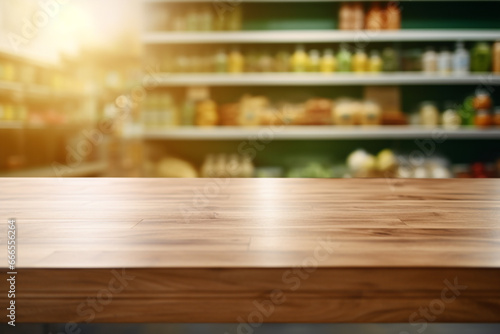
[320,49,336,73]
[227,47,244,73]
[368,50,383,72]
[352,48,368,72]
[291,44,309,72]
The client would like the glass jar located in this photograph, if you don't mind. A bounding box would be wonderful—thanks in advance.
[471,42,492,72]
[337,44,352,72]
[382,47,399,72]
[228,47,244,73]
[494,107,500,126]
[419,101,439,127]
[291,44,308,72]
[368,50,382,72]
[320,49,336,73]
[422,47,438,73]
[352,48,368,72]
[442,103,461,128]
[473,89,492,110]
[475,109,492,127]
[308,50,321,72]
[365,2,384,30]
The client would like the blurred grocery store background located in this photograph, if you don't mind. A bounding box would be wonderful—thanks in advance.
[1,0,500,179]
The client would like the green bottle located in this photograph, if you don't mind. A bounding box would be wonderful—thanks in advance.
[471,42,492,72]
[336,44,352,72]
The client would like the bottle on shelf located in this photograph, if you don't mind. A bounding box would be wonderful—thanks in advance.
[159,93,179,127]
[199,5,213,31]
[493,106,500,126]
[475,109,492,127]
[275,51,291,72]
[338,3,353,30]
[368,50,383,72]
[385,2,401,30]
[422,47,438,73]
[215,49,228,73]
[471,42,492,72]
[320,49,336,73]
[438,47,452,74]
[228,46,244,73]
[337,44,352,72]
[186,6,200,31]
[352,2,365,30]
[308,50,321,72]
[226,5,242,31]
[365,2,384,30]
[493,41,500,74]
[352,48,368,72]
[419,101,439,127]
[442,102,461,129]
[291,44,309,72]
[258,50,274,73]
[453,41,470,75]
[382,47,399,72]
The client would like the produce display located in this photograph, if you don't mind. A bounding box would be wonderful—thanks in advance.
[154,41,500,74]
[147,151,500,179]
[142,87,499,128]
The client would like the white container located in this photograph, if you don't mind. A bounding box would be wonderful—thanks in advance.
[422,47,438,73]
[453,41,470,74]
[438,48,452,74]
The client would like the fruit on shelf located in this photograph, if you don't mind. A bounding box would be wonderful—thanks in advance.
[156,157,198,178]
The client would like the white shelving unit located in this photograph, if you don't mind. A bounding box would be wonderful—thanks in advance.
[141,1,500,142]
[143,30,500,44]
[143,126,500,140]
[153,72,500,86]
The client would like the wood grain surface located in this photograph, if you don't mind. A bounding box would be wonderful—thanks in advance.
[0,178,499,323]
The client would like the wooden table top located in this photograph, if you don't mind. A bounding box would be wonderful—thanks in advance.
[0,178,499,323]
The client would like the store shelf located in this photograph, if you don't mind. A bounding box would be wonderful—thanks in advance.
[143,30,500,44]
[0,161,108,177]
[0,80,90,99]
[143,126,500,140]
[0,80,23,94]
[153,72,500,86]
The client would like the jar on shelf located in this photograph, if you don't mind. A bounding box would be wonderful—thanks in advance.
[473,89,492,110]
[361,101,382,125]
[291,44,308,72]
[382,47,399,72]
[419,101,439,127]
[368,50,383,72]
[352,2,364,30]
[214,49,228,73]
[442,102,461,128]
[339,3,353,30]
[308,50,321,72]
[493,107,500,126]
[385,3,401,30]
[228,47,244,73]
[337,44,352,72]
[365,2,384,30]
[352,48,368,72]
[494,41,500,73]
[438,47,452,74]
[471,42,492,72]
[422,47,438,73]
[275,51,290,72]
[475,109,492,127]
[320,49,336,73]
